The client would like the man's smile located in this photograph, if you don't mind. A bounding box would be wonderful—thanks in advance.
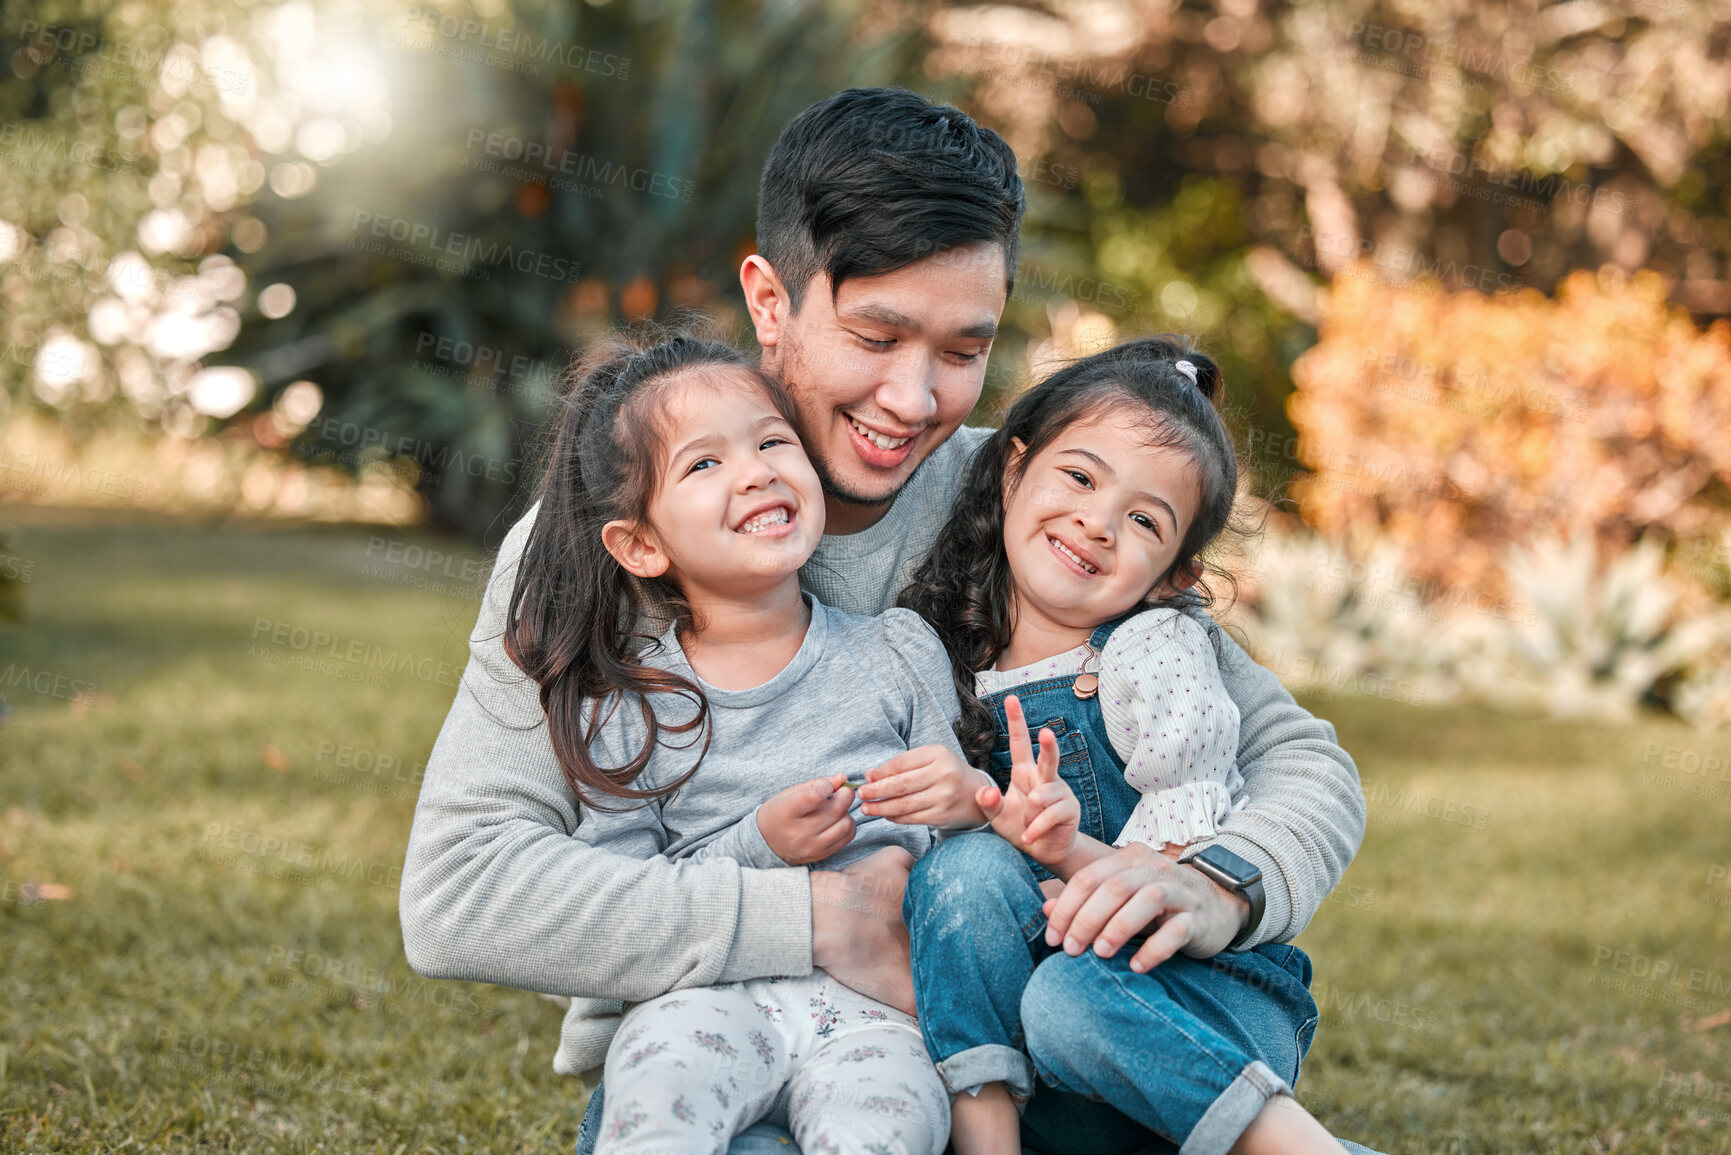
[842,412,918,469]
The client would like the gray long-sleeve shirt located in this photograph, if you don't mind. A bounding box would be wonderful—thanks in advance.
[399,422,1366,1077]
[557,596,966,1070]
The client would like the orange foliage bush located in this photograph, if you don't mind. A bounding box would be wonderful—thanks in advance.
[1287,267,1731,596]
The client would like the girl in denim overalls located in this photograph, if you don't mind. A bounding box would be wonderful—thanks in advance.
[881,338,1341,1155]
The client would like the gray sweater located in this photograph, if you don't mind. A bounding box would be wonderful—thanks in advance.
[399,423,1366,1077]
[559,597,967,1069]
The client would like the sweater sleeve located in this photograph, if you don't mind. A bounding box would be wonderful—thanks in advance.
[398,501,813,999]
[879,607,968,757]
[1097,610,1242,851]
[1176,605,1366,948]
[687,807,792,870]
[878,608,989,840]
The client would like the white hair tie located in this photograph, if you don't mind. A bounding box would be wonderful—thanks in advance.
[1174,360,1198,385]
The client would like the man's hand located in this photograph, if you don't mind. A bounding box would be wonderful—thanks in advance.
[811,847,915,1013]
[857,745,994,829]
[1041,841,1251,972]
[758,774,857,866]
[976,694,1081,867]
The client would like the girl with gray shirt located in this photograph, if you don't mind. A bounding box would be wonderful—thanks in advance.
[502,333,1000,1154]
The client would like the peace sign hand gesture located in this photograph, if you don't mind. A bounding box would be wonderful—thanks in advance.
[976,694,1081,867]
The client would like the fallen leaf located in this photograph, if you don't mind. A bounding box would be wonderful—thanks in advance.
[1686,1008,1731,1032]
[263,745,291,772]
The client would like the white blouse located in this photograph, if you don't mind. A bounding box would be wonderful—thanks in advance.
[974,607,1245,851]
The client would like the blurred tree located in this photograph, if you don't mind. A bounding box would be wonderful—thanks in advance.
[227,0,926,534]
[1290,266,1731,596]
[0,0,926,535]
[5,0,1730,538]
[920,0,1731,492]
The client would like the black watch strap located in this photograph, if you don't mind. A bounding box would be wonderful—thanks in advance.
[1181,844,1266,952]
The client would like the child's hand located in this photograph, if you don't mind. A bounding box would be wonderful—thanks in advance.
[977,694,1081,867]
[856,745,994,829]
[758,774,857,866]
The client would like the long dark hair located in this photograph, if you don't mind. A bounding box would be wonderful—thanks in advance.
[898,336,1241,765]
[503,330,801,809]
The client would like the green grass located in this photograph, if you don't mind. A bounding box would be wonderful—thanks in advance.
[1,507,1728,1153]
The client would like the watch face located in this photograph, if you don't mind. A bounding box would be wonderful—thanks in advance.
[1195,845,1262,888]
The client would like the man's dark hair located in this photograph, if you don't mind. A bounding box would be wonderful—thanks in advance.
[756,87,1026,311]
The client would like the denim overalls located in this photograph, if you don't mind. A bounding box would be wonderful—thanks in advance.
[903,612,1321,1155]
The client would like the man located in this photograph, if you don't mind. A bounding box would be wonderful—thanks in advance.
[400,88,1372,1154]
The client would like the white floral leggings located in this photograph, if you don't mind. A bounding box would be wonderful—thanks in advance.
[597,971,950,1155]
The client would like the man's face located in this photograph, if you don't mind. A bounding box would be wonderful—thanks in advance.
[761,243,1008,512]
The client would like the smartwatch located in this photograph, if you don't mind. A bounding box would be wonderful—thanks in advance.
[1181,844,1265,952]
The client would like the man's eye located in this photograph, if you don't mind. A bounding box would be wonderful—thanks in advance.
[947,350,984,363]
[857,335,895,350]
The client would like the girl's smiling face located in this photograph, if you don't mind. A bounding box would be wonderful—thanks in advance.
[604,367,825,597]
[1001,408,1202,633]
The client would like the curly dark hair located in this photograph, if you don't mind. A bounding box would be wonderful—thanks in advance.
[502,329,801,809]
[897,336,1240,766]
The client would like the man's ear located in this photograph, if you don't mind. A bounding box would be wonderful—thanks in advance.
[741,255,792,353]
[601,519,670,580]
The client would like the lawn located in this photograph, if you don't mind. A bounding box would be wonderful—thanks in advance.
[1,507,1727,1154]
